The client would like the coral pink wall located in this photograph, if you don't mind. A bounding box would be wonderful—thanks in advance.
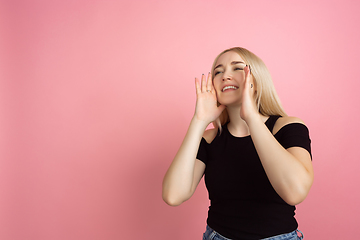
[1,0,360,239]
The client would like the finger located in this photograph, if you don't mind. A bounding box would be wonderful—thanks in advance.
[195,77,201,95]
[244,65,253,90]
[201,74,206,93]
[244,65,251,83]
[206,72,212,92]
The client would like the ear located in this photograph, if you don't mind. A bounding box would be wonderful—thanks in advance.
[250,76,256,90]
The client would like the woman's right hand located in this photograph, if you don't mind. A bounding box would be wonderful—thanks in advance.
[194,73,226,124]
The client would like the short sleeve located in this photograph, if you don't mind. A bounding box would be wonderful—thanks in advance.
[196,137,209,164]
[274,123,312,159]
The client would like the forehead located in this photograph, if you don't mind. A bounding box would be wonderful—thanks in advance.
[216,51,245,65]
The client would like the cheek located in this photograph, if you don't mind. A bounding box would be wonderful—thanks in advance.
[213,78,221,89]
[235,72,246,81]
[212,80,221,100]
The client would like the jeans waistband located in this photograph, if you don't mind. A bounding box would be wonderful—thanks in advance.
[203,225,304,240]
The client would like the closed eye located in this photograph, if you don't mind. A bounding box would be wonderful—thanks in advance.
[214,71,222,76]
[234,67,244,71]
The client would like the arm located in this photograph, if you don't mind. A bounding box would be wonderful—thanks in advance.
[247,116,313,205]
[162,73,225,206]
[162,118,207,206]
[241,66,313,205]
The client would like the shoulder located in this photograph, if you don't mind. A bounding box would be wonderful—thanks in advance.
[203,128,218,144]
[272,116,306,135]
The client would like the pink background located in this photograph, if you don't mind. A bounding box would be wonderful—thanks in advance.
[1,0,360,239]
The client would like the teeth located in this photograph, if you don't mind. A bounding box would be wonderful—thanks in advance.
[222,86,238,92]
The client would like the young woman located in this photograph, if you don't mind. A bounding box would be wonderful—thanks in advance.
[162,47,313,240]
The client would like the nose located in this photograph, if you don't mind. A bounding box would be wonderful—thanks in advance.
[222,71,232,81]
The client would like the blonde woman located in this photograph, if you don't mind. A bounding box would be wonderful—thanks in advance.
[162,47,313,240]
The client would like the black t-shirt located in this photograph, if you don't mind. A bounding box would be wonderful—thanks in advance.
[196,116,312,240]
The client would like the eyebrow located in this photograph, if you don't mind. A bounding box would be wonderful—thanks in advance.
[214,61,245,70]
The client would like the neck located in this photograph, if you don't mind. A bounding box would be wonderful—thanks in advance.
[226,106,267,137]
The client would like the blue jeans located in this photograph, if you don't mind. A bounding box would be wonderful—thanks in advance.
[203,225,304,240]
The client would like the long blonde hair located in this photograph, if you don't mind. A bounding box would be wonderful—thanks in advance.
[212,47,287,129]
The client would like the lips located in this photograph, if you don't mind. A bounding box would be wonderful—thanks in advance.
[222,85,238,92]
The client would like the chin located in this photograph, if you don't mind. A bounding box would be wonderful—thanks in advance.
[218,99,241,107]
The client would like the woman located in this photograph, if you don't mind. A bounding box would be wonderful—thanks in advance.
[162,47,313,240]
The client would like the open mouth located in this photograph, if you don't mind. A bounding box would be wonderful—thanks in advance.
[222,86,238,92]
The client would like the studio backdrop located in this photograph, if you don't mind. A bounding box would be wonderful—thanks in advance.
[1,0,360,239]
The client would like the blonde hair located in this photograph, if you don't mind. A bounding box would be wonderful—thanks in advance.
[212,47,287,129]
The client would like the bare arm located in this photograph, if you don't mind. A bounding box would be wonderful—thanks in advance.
[162,118,207,206]
[247,116,313,206]
[240,66,313,205]
[162,73,225,206]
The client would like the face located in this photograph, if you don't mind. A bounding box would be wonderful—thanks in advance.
[213,51,248,106]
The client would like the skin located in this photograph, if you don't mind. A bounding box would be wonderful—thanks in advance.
[162,51,314,206]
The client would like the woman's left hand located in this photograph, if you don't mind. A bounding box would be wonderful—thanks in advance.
[240,65,259,123]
